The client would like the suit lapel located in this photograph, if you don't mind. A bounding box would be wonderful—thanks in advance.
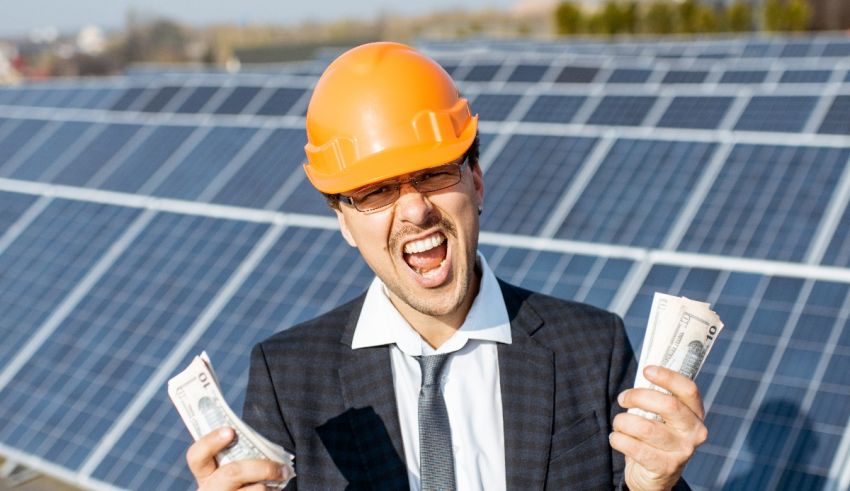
[337,301,408,488]
[498,281,555,489]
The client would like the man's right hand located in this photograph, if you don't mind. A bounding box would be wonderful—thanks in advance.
[187,427,292,490]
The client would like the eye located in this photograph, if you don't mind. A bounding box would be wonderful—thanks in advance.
[358,185,393,200]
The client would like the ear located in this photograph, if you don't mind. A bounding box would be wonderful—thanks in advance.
[471,162,484,209]
[334,209,358,247]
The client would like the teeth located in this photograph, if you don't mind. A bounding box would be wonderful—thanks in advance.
[403,233,446,254]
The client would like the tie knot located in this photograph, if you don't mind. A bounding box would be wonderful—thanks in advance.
[417,354,451,387]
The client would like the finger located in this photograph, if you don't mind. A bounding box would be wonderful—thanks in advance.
[205,460,289,490]
[618,388,701,431]
[187,427,236,480]
[644,366,705,419]
[609,431,681,477]
[612,412,679,452]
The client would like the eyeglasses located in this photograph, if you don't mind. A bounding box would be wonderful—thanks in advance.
[338,155,467,213]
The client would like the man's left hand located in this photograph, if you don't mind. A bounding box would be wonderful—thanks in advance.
[610,365,708,491]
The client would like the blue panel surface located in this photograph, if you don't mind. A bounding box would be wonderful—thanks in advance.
[554,139,716,248]
[778,69,831,84]
[734,96,817,133]
[256,88,305,116]
[211,128,306,208]
[481,134,597,235]
[657,96,734,129]
[508,64,548,83]
[99,125,196,193]
[110,88,146,111]
[462,64,501,82]
[680,144,850,261]
[0,213,268,470]
[52,123,142,186]
[0,198,139,373]
[522,95,586,124]
[212,86,262,115]
[719,70,768,84]
[91,227,371,489]
[152,126,257,200]
[0,119,50,171]
[174,86,219,113]
[141,86,181,113]
[587,96,656,126]
[606,68,652,84]
[661,70,709,84]
[822,197,850,268]
[817,95,850,135]
[555,66,598,83]
[471,93,520,121]
[7,121,93,181]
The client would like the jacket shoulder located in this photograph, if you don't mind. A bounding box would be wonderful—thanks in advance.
[256,292,365,353]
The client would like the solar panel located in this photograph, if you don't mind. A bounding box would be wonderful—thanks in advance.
[141,86,181,113]
[255,88,305,116]
[779,70,832,84]
[657,96,734,129]
[661,70,709,84]
[587,95,656,126]
[507,64,548,83]
[817,95,850,135]
[522,94,586,123]
[51,123,143,187]
[719,70,768,84]
[212,86,262,115]
[734,96,818,133]
[555,65,599,83]
[470,93,521,121]
[462,64,501,82]
[174,86,220,113]
[7,121,95,181]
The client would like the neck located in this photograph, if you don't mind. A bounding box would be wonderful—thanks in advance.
[389,264,482,349]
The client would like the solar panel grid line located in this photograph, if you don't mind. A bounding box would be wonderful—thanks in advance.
[77,221,287,477]
[84,125,158,189]
[538,134,616,238]
[802,90,840,135]
[476,125,516,174]
[0,195,52,258]
[608,258,653,317]
[804,154,850,265]
[134,125,214,195]
[239,83,279,116]
[640,93,674,128]
[0,443,120,491]
[713,279,816,487]
[567,93,602,125]
[194,126,276,202]
[717,93,753,131]
[195,83,237,114]
[0,209,156,392]
[765,286,850,489]
[0,120,63,177]
[47,123,144,186]
[157,85,198,114]
[829,428,850,491]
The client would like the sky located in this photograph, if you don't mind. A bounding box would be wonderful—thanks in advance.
[2,0,517,37]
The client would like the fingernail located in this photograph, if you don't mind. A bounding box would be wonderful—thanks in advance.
[645,366,658,378]
[218,427,232,439]
[617,390,626,405]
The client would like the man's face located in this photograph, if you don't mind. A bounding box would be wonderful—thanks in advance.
[335,157,484,321]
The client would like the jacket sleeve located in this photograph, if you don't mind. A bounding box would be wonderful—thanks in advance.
[243,342,296,455]
[608,314,691,491]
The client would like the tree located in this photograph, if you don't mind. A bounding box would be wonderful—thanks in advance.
[786,0,812,31]
[725,1,754,31]
[555,2,583,35]
[764,0,812,31]
[644,1,677,34]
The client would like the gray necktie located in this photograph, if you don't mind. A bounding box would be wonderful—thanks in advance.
[417,354,456,491]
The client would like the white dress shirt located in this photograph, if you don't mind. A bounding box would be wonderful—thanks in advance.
[351,253,511,490]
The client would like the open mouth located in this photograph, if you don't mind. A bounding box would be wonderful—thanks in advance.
[402,232,448,278]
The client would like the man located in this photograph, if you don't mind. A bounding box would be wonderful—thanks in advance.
[187,42,707,490]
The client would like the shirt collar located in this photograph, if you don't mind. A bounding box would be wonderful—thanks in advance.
[351,252,512,354]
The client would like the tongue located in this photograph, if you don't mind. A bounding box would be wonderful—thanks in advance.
[405,241,447,272]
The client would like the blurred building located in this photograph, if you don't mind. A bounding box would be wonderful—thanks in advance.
[809,0,850,30]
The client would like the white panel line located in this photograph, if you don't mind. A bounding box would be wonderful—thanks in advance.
[661,141,734,250]
[539,134,615,238]
[85,124,157,189]
[196,126,275,202]
[828,416,850,491]
[136,126,213,195]
[0,195,52,257]
[609,258,653,318]
[805,154,850,264]
[79,222,287,476]
[0,210,156,392]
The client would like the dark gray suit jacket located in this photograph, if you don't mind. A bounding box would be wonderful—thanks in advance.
[243,280,689,490]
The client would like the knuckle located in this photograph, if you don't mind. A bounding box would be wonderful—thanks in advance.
[221,462,242,479]
[637,419,654,440]
[695,424,709,445]
[662,396,679,415]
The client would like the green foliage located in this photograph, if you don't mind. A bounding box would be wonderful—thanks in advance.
[764,0,812,31]
[677,0,720,33]
[555,2,583,35]
[725,1,754,32]
[644,1,676,34]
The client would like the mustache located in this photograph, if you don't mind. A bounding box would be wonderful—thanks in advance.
[390,216,456,253]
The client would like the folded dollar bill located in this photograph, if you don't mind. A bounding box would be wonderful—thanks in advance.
[630,292,724,421]
[168,352,295,489]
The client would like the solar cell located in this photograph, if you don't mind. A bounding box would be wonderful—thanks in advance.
[480,134,597,235]
[471,93,520,121]
[823,41,850,57]
[606,68,652,84]
[734,96,818,133]
[555,65,599,83]
[719,70,768,84]
[778,70,832,84]
[0,119,49,168]
[586,95,656,126]
[462,64,501,82]
[0,198,139,375]
[7,121,94,181]
[507,64,548,83]
[657,96,734,129]
[212,86,262,115]
[255,87,305,116]
[109,87,147,111]
[554,139,717,248]
[522,94,586,124]
[0,213,268,470]
[779,41,812,58]
[679,144,850,261]
[817,95,850,135]
[151,126,258,200]
[140,86,181,113]
[51,123,142,186]
[98,125,197,193]
[821,196,850,268]
[661,70,709,84]
[174,86,219,113]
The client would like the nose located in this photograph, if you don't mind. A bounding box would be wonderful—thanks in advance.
[394,182,434,225]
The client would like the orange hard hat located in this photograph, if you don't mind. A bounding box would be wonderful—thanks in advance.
[303,42,478,194]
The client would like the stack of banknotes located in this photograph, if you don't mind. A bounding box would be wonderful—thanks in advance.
[168,352,295,489]
[631,292,725,421]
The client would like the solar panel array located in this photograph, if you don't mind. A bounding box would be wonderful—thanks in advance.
[0,33,849,490]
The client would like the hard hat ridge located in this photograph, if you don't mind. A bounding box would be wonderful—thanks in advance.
[303,42,478,194]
